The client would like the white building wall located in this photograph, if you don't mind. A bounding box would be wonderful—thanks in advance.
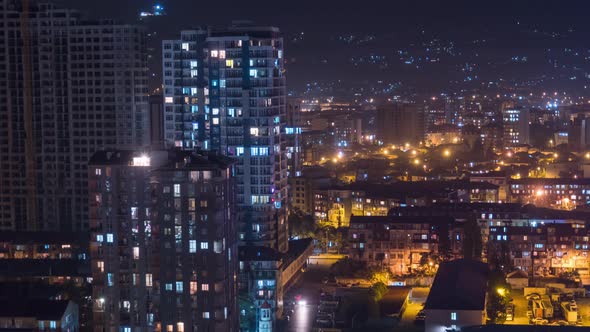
[425,309,485,332]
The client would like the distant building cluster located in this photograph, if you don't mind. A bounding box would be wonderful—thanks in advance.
[350,203,590,281]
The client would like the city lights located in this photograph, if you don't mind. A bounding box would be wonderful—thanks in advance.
[8,1,590,330]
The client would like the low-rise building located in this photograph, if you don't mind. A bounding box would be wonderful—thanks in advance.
[0,299,78,331]
[238,246,283,332]
[424,259,488,332]
[508,178,590,210]
[348,216,453,275]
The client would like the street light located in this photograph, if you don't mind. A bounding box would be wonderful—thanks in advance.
[443,149,450,157]
[496,287,506,297]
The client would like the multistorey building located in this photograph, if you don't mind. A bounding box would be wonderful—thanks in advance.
[376,103,425,146]
[163,24,288,253]
[89,150,238,332]
[0,0,149,231]
[502,108,530,146]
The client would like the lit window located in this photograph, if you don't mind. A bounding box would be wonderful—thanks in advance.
[200,242,209,250]
[174,184,181,197]
[201,284,209,291]
[212,108,219,115]
[96,234,104,242]
[165,283,173,291]
[236,147,244,156]
[190,281,198,295]
[106,234,114,243]
[189,240,197,253]
[95,168,101,176]
[165,96,173,104]
[133,247,139,260]
[212,117,219,125]
[181,43,189,51]
[203,312,210,319]
[50,321,57,329]
[210,50,218,57]
[97,261,104,273]
[190,61,198,68]
[107,273,114,286]
[249,69,257,78]
[451,312,457,321]
[250,127,259,136]
[146,274,153,287]
[176,281,183,293]
[226,59,234,68]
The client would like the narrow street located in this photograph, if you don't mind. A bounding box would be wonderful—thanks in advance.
[283,255,338,331]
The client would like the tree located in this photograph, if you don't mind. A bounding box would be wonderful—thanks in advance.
[288,208,316,239]
[370,282,388,302]
[462,217,482,260]
[316,224,347,253]
[486,268,511,323]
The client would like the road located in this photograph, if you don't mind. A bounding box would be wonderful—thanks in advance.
[284,255,337,331]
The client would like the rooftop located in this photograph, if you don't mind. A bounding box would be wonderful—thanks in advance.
[0,299,71,320]
[0,231,88,245]
[350,215,455,225]
[425,259,489,311]
[238,246,281,262]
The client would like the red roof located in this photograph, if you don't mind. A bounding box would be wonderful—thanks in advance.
[260,300,271,309]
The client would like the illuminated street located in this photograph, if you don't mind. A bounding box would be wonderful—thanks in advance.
[285,256,335,331]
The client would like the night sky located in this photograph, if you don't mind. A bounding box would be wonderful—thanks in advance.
[58,0,590,96]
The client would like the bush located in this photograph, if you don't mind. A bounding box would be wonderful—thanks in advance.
[370,281,388,302]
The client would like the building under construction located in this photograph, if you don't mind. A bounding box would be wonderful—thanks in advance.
[0,0,149,231]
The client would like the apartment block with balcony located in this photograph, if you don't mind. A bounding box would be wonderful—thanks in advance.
[348,216,453,275]
[88,150,238,332]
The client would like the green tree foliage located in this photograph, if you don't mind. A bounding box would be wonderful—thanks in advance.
[486,268,511,324]
[330,257,366,277]
[370,281,389,302]
[462,217,483,260]
[316,224,347,253]
[288,208,316,239]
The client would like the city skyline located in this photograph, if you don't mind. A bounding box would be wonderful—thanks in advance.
[57,0,590,96]
[4,1,590,332]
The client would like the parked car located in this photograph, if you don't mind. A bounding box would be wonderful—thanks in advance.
[414,310,426,325]
[532,318,548,325]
